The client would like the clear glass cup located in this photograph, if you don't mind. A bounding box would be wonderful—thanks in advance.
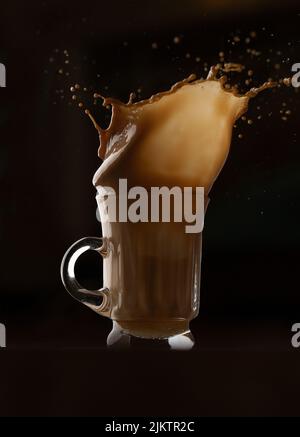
[61,192,208,350]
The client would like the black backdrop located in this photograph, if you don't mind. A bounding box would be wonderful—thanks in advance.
[0,0,300,416]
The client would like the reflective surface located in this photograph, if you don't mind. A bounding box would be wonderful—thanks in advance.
[107,321,195,350]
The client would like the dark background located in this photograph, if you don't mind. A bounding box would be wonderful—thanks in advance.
[0,0,300,416]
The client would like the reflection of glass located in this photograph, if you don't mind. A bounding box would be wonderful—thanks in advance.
[61,194,209,350]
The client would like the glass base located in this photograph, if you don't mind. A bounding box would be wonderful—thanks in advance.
[107,321,195,350]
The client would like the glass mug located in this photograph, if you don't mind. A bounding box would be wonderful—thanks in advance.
[61,190,208,350]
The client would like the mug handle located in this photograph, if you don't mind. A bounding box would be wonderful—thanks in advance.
[60,237,111,317]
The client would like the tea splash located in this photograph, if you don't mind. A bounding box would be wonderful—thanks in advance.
[80,64,277,194]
